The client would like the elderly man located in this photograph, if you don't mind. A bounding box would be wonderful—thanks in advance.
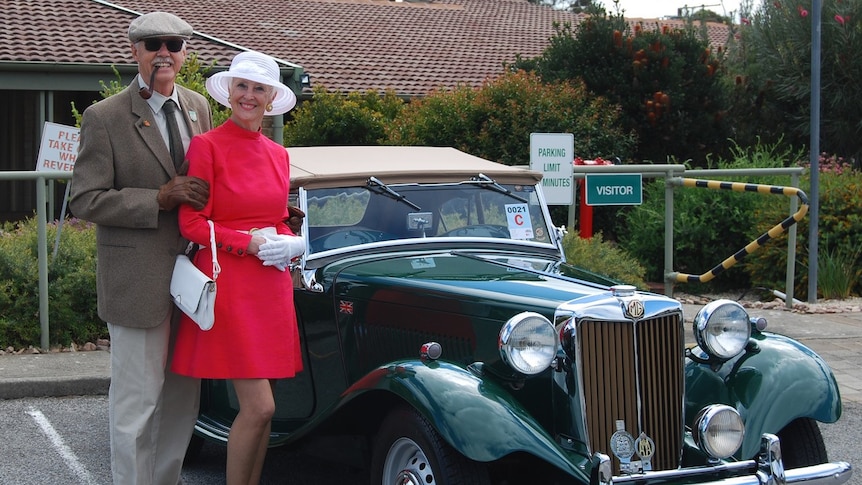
[69,11,212,485]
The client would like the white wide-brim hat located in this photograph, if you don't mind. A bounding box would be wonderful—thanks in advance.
[206,51,297,115]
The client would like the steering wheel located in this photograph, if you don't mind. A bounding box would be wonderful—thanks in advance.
[439,224,511,238]
[310,228,398,252]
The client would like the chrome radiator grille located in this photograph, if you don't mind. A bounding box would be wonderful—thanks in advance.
[578,314,684,471]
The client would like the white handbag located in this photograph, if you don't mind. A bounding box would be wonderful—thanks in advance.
[170,221,221,331]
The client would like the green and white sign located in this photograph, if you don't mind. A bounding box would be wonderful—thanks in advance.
[585,174,643,206]
[530,133,574,205]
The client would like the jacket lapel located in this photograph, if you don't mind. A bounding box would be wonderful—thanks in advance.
[177,89,207,136]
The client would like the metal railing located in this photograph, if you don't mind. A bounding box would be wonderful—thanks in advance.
[572,165,805,306]
[1,170,73,350]
[3,166,806,350]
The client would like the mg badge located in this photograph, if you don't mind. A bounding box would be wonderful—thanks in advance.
[626,299,645,319]
[635,432,656,471]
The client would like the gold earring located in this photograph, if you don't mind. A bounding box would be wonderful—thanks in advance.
[266,103,273,112]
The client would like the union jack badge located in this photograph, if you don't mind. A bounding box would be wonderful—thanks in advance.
[339,300,354,315]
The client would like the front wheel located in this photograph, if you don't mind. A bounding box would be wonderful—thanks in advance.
[371,406,490,485]
[776,418,828,468]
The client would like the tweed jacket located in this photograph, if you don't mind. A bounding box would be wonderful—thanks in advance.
[70,78,213,328]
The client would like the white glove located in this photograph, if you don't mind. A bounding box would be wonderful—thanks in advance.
[257,234,305,271]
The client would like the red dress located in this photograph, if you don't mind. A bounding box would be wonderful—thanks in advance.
[171,120,302,379]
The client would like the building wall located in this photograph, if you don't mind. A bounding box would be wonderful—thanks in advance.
[1,90,97,222]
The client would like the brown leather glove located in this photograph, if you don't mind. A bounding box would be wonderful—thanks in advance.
[286,205,305,234]
[157,176,209,211]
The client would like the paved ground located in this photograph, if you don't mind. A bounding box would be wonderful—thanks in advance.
[1,302,860,403]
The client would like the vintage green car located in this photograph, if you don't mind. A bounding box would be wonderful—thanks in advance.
[191,146,852,484]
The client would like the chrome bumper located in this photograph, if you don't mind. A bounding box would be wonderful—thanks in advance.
[594,434,853,485]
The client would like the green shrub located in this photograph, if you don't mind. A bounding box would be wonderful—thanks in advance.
[818,245,860,300]
[387,70,635,167]
[562,231,648,290]
[285,87,405,146]
[386,82,486,153]
[744,154,862,299]
[0,217,103,348]
[178,53,231,128]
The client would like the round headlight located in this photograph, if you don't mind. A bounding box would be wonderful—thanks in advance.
[693,300,751,360]
[693,404,745,459]
[499,312,557,375]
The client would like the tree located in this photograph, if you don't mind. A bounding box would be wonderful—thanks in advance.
[689,8,731,23]
[513,7,732,165]
[527,0,594,13]
[733,0,862,165]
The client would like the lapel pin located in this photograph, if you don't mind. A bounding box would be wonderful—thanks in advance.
[189,110,198,122]
[143,120,151,127]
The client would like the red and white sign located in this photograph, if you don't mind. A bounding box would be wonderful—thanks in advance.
[505,203,533,240]
[36,122,80,172]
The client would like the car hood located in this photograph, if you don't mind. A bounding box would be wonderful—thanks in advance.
[326,251,609,318]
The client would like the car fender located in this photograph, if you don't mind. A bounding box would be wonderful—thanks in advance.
[344,359,588,480]
[685,332,841,459]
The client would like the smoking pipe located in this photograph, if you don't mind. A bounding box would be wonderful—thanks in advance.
[139,67,158,99]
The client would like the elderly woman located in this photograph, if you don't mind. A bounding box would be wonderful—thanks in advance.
[171,50,304,484]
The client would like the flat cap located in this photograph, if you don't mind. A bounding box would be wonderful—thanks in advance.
[128,12,193,43]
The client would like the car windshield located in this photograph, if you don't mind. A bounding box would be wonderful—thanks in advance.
[302,181,554,254]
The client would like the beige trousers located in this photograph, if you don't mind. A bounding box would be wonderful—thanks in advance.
[107,309,200,485]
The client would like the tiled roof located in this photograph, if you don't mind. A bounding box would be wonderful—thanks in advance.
[2,0,732,97]
[1,0,238,67]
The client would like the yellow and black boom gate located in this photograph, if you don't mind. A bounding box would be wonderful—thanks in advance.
[667,178,808,284]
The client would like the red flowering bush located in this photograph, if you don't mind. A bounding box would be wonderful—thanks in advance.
[730,0,862,164]
[511,6,731,165]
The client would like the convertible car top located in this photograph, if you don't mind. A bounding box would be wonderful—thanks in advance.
[288,145,543,189]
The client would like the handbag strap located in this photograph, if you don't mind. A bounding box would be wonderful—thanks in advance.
[208,220,221,280]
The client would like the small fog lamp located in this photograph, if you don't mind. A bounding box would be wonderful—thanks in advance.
[693,404,745,459]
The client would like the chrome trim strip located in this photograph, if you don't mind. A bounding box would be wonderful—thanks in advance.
[784,462,853,485]
[606,461,851,485]
[593,433,852,485]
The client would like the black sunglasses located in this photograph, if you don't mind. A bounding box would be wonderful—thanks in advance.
[142,38,185,53]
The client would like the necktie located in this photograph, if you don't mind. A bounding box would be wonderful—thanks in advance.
[162,99,184,169]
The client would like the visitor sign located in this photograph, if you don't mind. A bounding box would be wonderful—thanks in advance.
[585,174,643,205]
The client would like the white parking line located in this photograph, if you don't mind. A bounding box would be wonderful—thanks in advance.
[26,406,96,485]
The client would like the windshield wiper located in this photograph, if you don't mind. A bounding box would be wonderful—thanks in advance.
[471,173,528,203]
[367,176,421,210]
